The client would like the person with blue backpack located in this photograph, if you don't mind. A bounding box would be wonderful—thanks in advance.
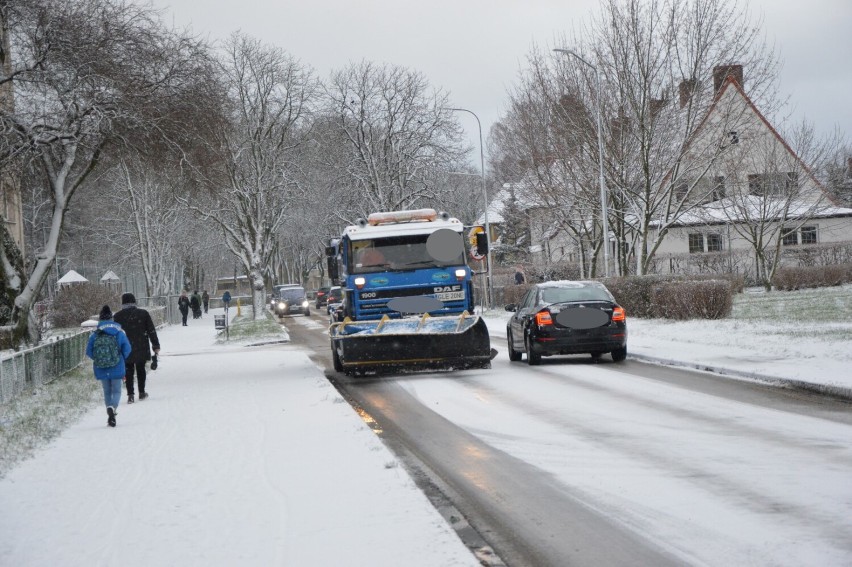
[86,305,132,427]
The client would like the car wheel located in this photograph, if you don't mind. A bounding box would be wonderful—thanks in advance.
[525,331,541,366]
[611,346,627,362]
[507,329,522,362]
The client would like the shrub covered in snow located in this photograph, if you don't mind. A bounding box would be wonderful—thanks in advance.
[603,274,740,319]
[48,283,120,329]
[772,264,852,291]
[651,280,733,320]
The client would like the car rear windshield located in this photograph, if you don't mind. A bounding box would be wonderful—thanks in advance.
[541,286,612,304]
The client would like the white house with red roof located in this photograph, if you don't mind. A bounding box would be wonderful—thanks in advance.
[646,67,852,276]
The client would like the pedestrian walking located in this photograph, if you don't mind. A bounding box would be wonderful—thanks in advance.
[85,305,132,427]
[190,290,202,319]
[222,290,232,310]
[178,291,190,326]
[202,290,210,314]
[514,266,526,285]
[113,293,161,404]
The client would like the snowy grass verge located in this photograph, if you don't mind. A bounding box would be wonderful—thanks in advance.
[0,367,100,479]
[215,308,290,345]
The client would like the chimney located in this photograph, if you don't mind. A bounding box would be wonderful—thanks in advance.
[679,79,697,108]
[713,64,743,93]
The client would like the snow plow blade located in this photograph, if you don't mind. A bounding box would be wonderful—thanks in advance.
[330,312,492,373]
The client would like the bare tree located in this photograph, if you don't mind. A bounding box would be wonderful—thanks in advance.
[321,61,468,221]
[186,33,319,319]
[704,120,841,290]
[0,0,212,346]
[496,0,784,277]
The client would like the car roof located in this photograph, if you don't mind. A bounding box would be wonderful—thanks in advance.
[535,280,607,289]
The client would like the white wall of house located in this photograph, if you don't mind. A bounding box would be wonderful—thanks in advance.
[654,215,852,255]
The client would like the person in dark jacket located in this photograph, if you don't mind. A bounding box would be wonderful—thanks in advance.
[178,291,190,326]
[202,290,210,314]
[86,305,132,427]
[113,293,161,404]
[190,290,202,319]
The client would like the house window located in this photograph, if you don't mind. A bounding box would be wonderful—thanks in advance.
[706,233,723,252]
[689,232,723,253]
[748,172,798,197]
[782,228,798,246]
[688,233,704,253]
[782,226,819,246]
[711,176,726,200]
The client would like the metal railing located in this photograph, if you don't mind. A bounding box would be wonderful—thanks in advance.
[0,331,90,405]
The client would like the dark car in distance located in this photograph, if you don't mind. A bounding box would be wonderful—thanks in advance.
[314,286,331,308]
[272,285,311,317]
[326,286,345,323]
[505,280,627,365]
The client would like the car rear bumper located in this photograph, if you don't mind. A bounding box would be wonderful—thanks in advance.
[530,330,626,355]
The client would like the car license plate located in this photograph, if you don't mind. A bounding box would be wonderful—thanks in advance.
[435,291,465,301]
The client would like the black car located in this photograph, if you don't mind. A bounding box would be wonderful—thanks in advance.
[314,286,331,308]
[505,280,627,365]
[272,285,311,317]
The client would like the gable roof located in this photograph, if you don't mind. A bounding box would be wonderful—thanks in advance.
[57,270,88,284]
[674,75,836,205]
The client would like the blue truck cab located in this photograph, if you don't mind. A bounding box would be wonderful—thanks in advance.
[327,209,483,322]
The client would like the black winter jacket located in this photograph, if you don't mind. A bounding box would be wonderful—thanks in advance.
[113,305,160,364]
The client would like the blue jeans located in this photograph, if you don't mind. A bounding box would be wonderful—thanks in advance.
[101,378,123,409]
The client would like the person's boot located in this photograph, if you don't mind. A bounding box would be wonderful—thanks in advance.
[140,392,149,400]
[107,406,116,427]
[127,394,135,404]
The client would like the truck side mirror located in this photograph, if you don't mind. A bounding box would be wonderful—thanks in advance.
[327,256,339,284]
[475,232,488,256]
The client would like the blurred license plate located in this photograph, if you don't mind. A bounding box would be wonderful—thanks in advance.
[435,291,465,301]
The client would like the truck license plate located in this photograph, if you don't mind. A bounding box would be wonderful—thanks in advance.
[435,291,465,301]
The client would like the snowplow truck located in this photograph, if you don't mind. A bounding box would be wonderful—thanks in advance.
[326,208,492,375]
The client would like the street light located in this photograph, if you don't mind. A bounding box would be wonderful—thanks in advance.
[447,106,493,308]
[553,48,610,277]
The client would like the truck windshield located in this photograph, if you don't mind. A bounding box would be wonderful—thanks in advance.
[350,234,464,274]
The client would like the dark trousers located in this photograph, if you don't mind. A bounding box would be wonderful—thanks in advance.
[180,309,188,325]
[125,360,147,397]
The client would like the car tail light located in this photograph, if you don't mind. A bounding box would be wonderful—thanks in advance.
[612,306,625,322]
[535,310,553,326]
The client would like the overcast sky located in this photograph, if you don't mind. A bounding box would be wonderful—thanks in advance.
[149,0,851,158]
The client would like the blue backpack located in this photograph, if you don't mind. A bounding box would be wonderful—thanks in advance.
[92,330,121,368]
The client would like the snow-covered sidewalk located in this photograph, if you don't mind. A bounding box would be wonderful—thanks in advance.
[0,309,478,567]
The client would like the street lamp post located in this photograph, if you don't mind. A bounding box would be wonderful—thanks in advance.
[553,48,610,277]
[448,107,493,309]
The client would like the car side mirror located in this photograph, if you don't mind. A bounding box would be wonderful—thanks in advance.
[505,304,517,312]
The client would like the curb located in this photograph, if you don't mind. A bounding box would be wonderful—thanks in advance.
[628,353,852,402]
